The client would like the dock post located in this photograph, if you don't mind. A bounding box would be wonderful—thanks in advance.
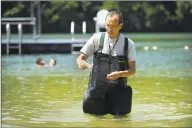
[6,23,11,55]
[71,21,75,41]
[82,21,86,40]
[18,23,22,55]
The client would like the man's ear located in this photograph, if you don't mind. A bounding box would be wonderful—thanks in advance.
[119,23,123,29]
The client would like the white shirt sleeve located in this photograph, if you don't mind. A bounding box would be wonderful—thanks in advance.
[80,33,101,57]
[80,35,95,57]
[128,38,136,61]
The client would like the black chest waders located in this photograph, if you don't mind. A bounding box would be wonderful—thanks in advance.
[83,33,132,115]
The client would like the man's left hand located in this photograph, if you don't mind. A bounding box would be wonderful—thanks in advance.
[107,71,121,80]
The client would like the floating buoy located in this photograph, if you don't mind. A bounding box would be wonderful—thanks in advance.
[152,46,158,50]
[144,46,149,51]
[184,46,189,50]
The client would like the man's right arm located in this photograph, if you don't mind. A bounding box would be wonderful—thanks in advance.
[76,53,89,70]
[76,34,97,70]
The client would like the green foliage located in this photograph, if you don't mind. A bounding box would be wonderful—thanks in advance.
[3,2,24,17]
[42,1,91,23]
[81,1,92,12]
[101,1,119,10]
[42,1,79,23]
[174,1,192,21]
[131,2,170,28]
[1,1,192,32]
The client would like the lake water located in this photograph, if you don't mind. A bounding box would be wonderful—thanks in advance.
[2,41,192,127]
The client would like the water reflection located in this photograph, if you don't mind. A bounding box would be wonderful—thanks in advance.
[2,41,192,127]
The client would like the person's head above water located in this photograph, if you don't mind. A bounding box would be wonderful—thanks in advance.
[105,10,123,38]
[36,58,45,67]
[49,58,56,66]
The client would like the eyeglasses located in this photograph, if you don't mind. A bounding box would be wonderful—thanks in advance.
[106,24,120,30]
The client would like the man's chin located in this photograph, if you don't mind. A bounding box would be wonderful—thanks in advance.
[108,33,114,37]
[109,35,116,38]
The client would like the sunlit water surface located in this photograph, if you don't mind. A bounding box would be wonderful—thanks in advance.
[2,41,192,127]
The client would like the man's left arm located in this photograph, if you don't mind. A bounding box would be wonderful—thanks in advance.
[119,61,136,77]
[107,61,136,80]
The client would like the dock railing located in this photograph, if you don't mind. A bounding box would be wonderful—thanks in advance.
[1,17,40,55]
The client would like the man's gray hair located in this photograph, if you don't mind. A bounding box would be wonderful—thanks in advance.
[106,11,123,24]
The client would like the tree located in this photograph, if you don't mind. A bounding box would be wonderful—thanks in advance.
[1,1,192,33]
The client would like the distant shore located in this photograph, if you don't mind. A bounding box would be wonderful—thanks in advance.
[1,33,192,42]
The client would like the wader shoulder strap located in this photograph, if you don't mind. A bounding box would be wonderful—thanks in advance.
[98,32,105,51]
[124,37,129,75]
[124,37,129,60]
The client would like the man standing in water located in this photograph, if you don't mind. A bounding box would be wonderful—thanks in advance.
[76,11,136,115]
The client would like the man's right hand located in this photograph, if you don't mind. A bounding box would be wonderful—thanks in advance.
[76,53,89,70]
[78,60,89,70]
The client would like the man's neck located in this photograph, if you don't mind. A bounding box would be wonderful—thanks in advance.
[108,32,120,39]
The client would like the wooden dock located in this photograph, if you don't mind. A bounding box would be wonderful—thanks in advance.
[1,38,87,54]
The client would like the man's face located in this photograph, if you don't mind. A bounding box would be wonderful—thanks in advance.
[105,14,123,38]
[40,60,45,66]
[49,59,55,66]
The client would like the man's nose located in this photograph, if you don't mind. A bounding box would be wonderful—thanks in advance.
[107,28,113,32]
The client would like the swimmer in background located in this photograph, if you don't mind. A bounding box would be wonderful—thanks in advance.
[36,58,45,67]
[49,58,56,67]
[36,58,56,67]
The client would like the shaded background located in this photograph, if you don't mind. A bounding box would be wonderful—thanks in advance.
[1,1,192,34]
